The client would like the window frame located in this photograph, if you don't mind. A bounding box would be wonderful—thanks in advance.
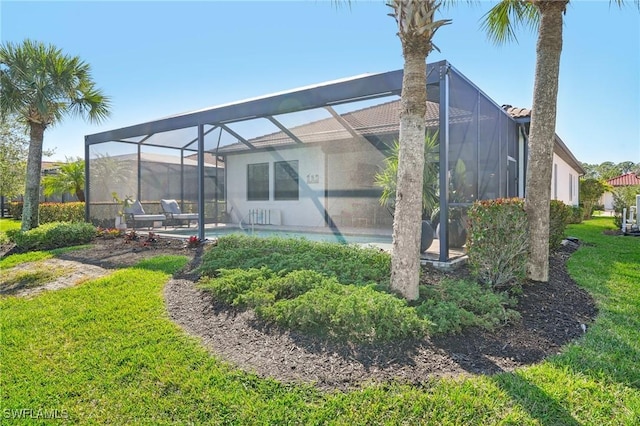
[274,160,299,201]
[247,162,270,201]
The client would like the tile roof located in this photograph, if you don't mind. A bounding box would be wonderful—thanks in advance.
[218,100,461,153]
[503,105,531,118]
[606,172,640,187]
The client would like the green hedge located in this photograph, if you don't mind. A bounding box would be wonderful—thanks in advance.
[8,202,85,224]
[549,200,570,252]
[467,198,528,289]
[6,221,96,252]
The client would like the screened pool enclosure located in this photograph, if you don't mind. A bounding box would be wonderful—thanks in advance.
[85,60,526,262]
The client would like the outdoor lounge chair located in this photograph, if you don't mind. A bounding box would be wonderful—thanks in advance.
[161,199,199,228]
[123,200,165,229]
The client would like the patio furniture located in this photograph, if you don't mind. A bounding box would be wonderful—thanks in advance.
[124,200,165,229]
[161,199,199,228]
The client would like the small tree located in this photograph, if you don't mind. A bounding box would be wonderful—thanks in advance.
[0,115,28,200]
[579,178,609,219]
[0,39,110,230]
[42,157,86,201]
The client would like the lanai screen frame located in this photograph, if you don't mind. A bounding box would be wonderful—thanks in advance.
[85,60,516,262]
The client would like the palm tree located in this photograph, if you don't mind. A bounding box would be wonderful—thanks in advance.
[42,157,86,202]
[385,1,451,300]
[482,0,637,282]
[0,39,110,230]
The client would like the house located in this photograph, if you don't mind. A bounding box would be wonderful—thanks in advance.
[503,106,585,207]
[85,60,585,262]
[600,172,640,211]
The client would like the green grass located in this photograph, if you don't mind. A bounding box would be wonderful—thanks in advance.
[1,218,639,424]
[0,217,21,244]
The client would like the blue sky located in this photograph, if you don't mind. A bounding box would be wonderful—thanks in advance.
[1,0,638,165]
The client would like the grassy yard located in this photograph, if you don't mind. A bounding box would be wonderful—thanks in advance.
[1,217,638,424]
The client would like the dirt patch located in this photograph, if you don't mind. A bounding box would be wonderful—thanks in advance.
[165,243,598,391]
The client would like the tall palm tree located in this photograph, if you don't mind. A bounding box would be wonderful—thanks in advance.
[42,157,86,202]
[482,0,637,282]
[386,0,450,300]
[0,39,110,230]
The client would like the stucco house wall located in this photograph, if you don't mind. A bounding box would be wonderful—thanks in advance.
[551,152,580,206]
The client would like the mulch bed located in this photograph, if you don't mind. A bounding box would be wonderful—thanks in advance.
[165,242,598,391]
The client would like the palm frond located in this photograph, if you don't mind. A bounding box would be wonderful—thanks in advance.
[480,0,539,45]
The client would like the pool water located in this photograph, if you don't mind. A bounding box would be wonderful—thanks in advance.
[167,227,392,245]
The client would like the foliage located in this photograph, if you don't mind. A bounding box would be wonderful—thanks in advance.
[375,132,439,218]
[466,198,528,289]
[0,115,28,198]
[579,178,609,219]
[549,200,570,252]
[581,160,640,180]
[6,221,96,251]
[198,234,391,286]
[612,185,640,228]
[95,226,123,239]
[567,205,583,224]
[199,266,427,342]
[260,281,429,343]
[417,279,520,334]
[42,157,86,201]
[8,201,85,223]
[187,235,204,248]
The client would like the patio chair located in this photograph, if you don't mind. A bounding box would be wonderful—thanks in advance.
[123,200,166,229]
[161,199,199,228]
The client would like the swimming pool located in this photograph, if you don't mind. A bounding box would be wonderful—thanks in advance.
[165,226,393,246]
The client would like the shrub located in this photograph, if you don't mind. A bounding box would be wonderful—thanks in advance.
[199,234,390,286]
[6,221,96,251]
[259,281,430,342]
[466,198,528,289]
[7,201,84,223]
[567,206,583,224]
[549,200,570,252]
[417,279,520,335]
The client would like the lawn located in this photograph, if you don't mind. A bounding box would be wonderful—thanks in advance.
[1,217,638,424]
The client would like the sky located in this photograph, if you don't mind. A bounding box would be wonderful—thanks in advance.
[1,0,639,165]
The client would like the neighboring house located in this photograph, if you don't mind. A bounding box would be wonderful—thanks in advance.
[600,172,640,211]
[504,106,585,206]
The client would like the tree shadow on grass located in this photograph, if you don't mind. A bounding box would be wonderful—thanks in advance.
[493,372,582,426]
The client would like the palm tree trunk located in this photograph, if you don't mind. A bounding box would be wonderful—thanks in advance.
[21,122,45,231]
[390,52,427,301]
[525,0,567,282]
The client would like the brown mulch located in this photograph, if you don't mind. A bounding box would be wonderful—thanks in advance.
[1,235,598,391]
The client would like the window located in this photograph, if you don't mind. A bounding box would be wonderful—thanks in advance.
[274,160,299,200]
[553,164,558,199]
[569,173,574,201]
[247,163,269,201]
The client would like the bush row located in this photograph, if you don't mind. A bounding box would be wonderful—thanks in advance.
[6,221,96,252]
[198,234,391,286]
[9,202,85,224]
